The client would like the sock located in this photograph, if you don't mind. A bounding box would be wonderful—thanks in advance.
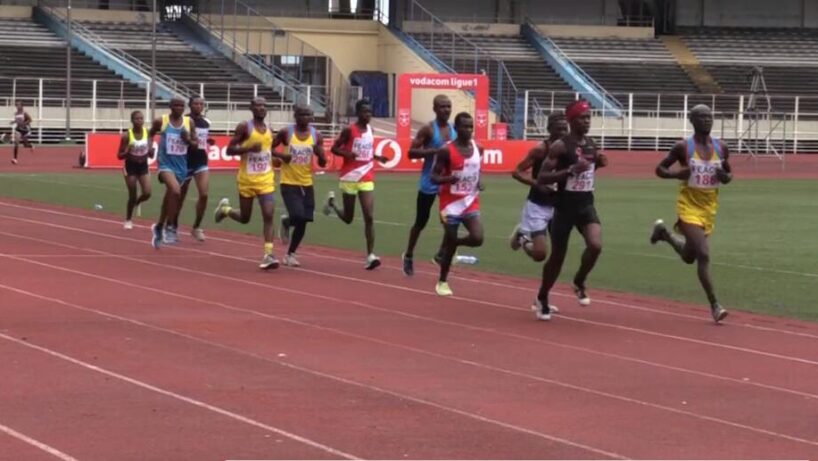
[264,242,274,255]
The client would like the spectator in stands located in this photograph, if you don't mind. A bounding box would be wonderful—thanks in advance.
[651,104,732,324]
[401,94,455,276]
[534,100,608,320]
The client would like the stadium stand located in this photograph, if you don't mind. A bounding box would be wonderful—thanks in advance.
[0,18,145,107]
[79,20,283,107]
[681,28,818,113]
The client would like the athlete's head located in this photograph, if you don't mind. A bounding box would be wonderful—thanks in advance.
[454,112,473,141]
[356,99,372,125]
[565,99,591,136]
[130,110,144,129]
[189,97,205,117]
[169,97,186,117]
[293,104,313,129]
[547,112,568,140]
[15,100,24,111]
[250,97,267,120]
[433,95,452,122]
[689,104,713,136]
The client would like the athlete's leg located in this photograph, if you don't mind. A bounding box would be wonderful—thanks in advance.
[358,190,376,255]
[438,220,460,284]
[331,192,356,224]
[652,220,697,263]
[136,173,152,206]
[172,178,191,228]
[523,232,548,262]
[405,191,435,258]
[259,194,276,249]
[226,195,254,224]
[192,170,210,229]
[157,171,182,227]
[677,222,718,305]
[574,222,602,289]
[537,210,571,305]
[124,174,139,221]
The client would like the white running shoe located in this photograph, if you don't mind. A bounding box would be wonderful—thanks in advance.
[435,281,453,297]
[191,227,205,242]
[365,253,381,270]
[123,220,133,230]
[214,198,230,223]
[259,253,280,270]
[283,253,301,267]
[531,299,558,321]
[509,224,522,251]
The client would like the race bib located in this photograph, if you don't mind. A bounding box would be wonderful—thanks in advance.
[290,145,313,165]
[452,165,479,196]
[166,132,187,156]
[566,164,595,192]
[196,129,209,148]
[130,142,149,157]
[246,151,272,175]
[352,137,374,162]
[688,158,721,190]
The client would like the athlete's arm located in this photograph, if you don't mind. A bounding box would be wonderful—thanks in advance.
[512,144,545,187]
[431,151,456,185]
[656,141,689,180]
[23,112,32,127]
[477,146,486,191]
[716,141,733,184]
[226,121,258,156]
[148,117,162,139]
[313,132,327,167]
[271,128,292,163]
[184,122,198,149]
[537,140,578,184]
[117,132,129,160]
[330,128,356,160]
[408,125,436,159]
[596,152,609,169]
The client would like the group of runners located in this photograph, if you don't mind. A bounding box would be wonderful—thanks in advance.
[105,93,733,324]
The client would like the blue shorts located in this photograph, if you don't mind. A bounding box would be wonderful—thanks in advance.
[444,211,480,227]
[158,154,188,184]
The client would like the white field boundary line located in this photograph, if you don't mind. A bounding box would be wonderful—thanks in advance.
[0,332,357,459]
[3,241,818,449]
[3,199,817,341]
[2,213,817,368]
[0,423,78,461]
[0,281,624,460]
[3,230,817,402]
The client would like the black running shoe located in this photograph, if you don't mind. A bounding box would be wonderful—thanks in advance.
[402,253,414,276]
[710,303,728,324]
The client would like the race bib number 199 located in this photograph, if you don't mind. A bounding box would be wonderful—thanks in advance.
[247,151,272,175]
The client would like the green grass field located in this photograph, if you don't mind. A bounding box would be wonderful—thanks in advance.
[1,171,816,321]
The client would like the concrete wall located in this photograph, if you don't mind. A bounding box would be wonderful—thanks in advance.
[71,8,151,23]
[0,5,31,18]
[400,0,620,25]
[678,0,812,28]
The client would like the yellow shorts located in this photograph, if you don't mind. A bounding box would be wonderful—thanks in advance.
[339,181,374,195]
[238,181,275,199]
[676,211,715,236]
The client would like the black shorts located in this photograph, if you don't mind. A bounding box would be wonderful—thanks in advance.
[123,159,149,177]
[280,184,315,222]
[414,190,437,229]
[550,204,601,248]
[187,149,209,178]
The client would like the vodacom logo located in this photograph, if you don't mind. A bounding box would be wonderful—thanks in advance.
[375,138,402,169]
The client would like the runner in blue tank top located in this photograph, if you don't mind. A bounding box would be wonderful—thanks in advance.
[401,95,456,276]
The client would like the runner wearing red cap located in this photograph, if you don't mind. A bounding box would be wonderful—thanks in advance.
[531,99,608,321]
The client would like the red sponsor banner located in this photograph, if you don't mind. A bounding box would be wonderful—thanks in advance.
[396,73,490,141]
[84,133,537,173]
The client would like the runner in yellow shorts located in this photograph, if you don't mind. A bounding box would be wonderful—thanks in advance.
[213,97,288,270]
[651,104,733,323]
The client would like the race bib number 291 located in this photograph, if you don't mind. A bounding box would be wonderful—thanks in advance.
[566,164,595,192]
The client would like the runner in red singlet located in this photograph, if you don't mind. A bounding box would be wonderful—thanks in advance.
[430,112,485,297]
[323,99,388,270]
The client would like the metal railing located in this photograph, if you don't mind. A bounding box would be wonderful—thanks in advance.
[38,0,194,99]
[404,0,518,123]
[522,89,818,154]
[524,17,623,118]
[186,0,359,121]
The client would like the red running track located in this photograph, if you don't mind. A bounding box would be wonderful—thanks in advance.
[0,198,817,460]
